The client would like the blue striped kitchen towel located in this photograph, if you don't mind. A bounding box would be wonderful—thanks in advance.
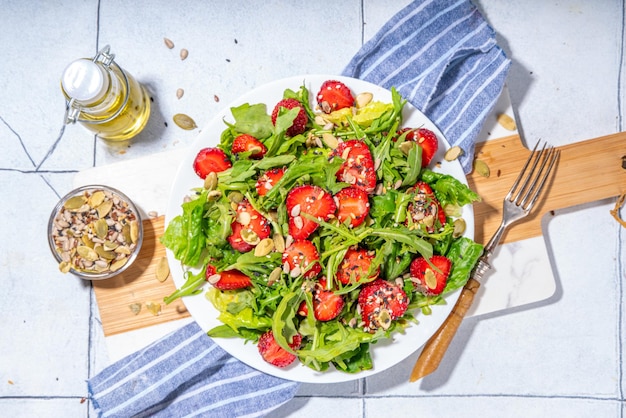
[88,1,510,417]
[88,321,299,417]
[343,0,511,173]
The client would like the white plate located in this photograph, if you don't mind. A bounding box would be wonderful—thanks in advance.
[165,74,474,383]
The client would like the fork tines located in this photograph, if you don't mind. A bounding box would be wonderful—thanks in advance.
[507,141,560,211]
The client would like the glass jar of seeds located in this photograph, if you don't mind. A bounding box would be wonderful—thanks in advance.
[48,185,143,280]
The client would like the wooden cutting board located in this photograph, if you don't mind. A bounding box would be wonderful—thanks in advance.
[93,133,626,337]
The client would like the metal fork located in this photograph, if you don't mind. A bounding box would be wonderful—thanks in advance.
[409,140,560,382]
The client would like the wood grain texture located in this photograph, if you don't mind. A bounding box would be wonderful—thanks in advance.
[468,134,626,244]
[93,216,190,336]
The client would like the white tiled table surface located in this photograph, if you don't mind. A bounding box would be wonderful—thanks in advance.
[1,1,625,417]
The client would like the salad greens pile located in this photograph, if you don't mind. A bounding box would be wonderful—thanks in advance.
[161,81,483,374]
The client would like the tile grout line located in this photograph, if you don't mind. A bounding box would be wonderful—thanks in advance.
[617,0,625,411]
[86,2,103,417]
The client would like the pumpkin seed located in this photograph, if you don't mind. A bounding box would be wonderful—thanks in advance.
[96,199,113,218]
[81,235,95,248]
[399,140,414,155]
[497,113,517,131]
[272,233,285,253]
[254,238,274,257]
[88,190,105,207]
[145,301,161,316]
[268,267,282,285]
[77,245,99,262]
[155,257,170,282]
[453,218,467,238]
[95,246,116,260]
[64,196,87,210]
[444,146,463,162]
[204,172,217,190]
[424,269,437,289]
[240,229,260,245]
[110,258,128,272]
[103,240,119,251]
[94,218,109,239]
[228,191,244,203]
[173,113,197,130]
[58,261,71,273]
[129,303,142,315]
[114,245,131,255]
[130,220,139,244]
[474,159,491,178]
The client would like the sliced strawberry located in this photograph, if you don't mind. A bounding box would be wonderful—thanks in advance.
[231,134,267,159]
[257,330,302,368]
[205,264,252,290]
[357,279,408,332]
[404,128,439,167]
[227,200,271,253]
[271,98,308,137]
[331,140,377,194]
[336,248,379,285]
[298,278,345,321]
[409,255,452,296]
[255,167,286,196]
[282,239,321,279]
[285,185,336,239]
[406,181,447,233]
[334,187,370,228]
[316,80,354,113]
[192,147,232,179]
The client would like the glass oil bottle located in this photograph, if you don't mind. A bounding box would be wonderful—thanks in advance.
[61,45,151,141]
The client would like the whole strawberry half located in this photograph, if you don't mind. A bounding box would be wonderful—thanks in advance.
[257,330,302,368]
[406,181,447,233]
[331,140,377,194]
[227,199,271,253]
[358,279,408,332]
[409,255,452,296]
[286,185,336,239]
[403,127,439,167]
[334,187,370,228]
[192,147,232,179]
[271,98,308,137]
[205,264,252,290]
[316,80,354,113]
[298,278,344,322]
[255,167,286,196]
[231,133,267,159]
[336,248,379,285]
[282,239,321,279]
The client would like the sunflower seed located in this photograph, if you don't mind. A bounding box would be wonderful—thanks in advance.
[180,48,189,60]
[164,37,175,49]
[176,88,184,99]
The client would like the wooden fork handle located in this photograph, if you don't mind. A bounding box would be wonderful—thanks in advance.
[409,278,481,382]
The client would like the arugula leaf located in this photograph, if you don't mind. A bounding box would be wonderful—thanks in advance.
[160,190,207,267]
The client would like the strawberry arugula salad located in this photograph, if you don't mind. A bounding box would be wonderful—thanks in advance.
[161,77,483,375]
